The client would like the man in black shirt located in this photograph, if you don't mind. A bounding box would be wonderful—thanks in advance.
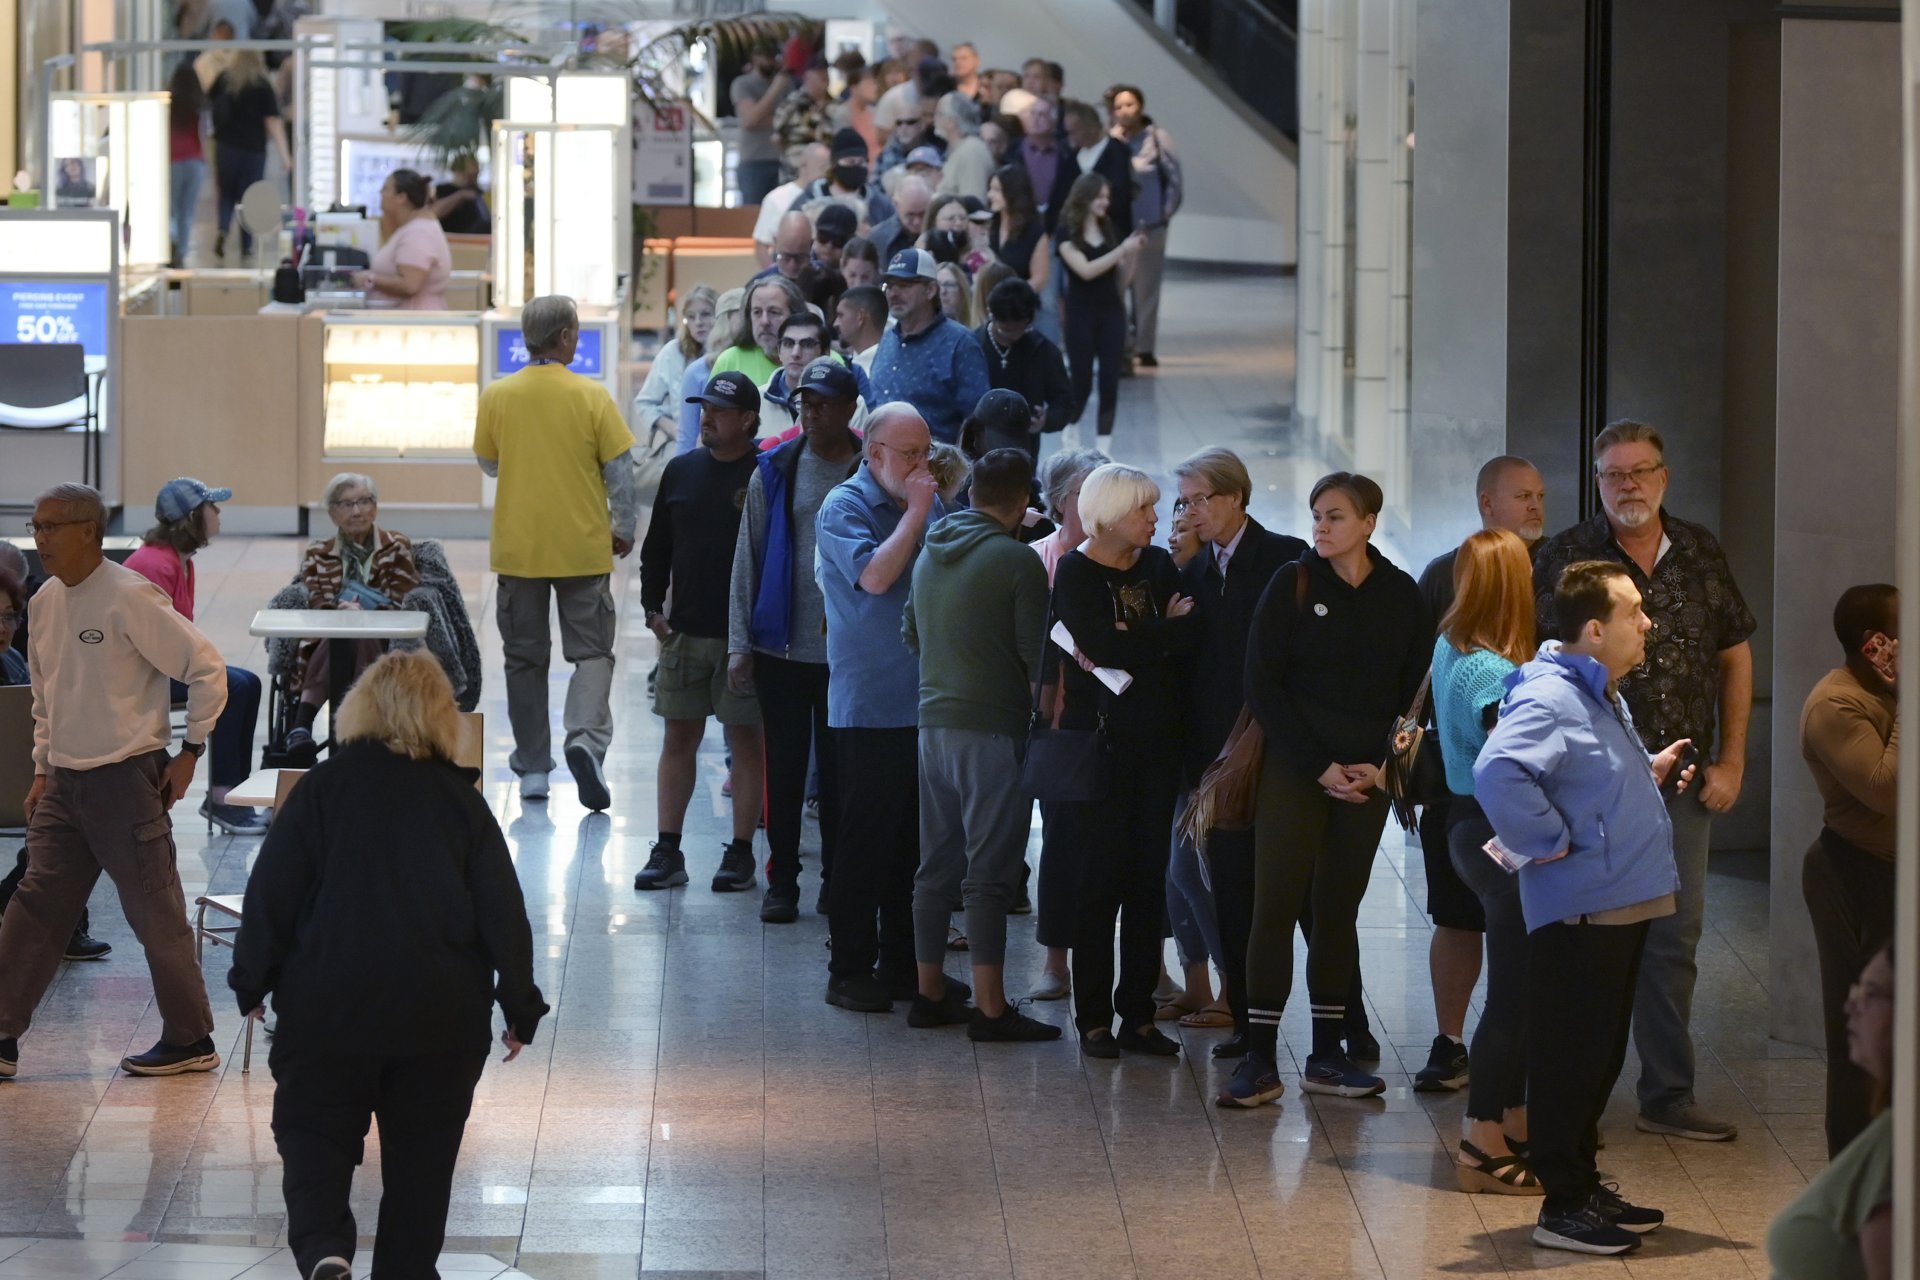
[976,279,1071,459]
[633,373,766,894]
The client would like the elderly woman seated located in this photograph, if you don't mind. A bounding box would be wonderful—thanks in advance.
[282,472,420,759]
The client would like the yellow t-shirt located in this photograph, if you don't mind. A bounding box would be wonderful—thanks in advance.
[474,364,635,578]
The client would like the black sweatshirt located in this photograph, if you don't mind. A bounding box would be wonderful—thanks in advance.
[228,741,549,1055]
[1051,546,1200,768]
[975,324,1074,434]
[639,446,759,638]
[1244,546,1433,781]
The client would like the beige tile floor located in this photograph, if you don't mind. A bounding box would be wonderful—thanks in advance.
[0,272,1821,1278]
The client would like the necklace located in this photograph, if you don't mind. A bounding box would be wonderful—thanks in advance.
[985,328,1013,364]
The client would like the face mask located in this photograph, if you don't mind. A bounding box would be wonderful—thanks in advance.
[832,165,866,189]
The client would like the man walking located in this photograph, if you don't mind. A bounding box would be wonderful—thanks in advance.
[905,448,1059,1041]
[1107,85,1181,367]
[869,248,991,446]
[632,372,766,894]
[0,483,227,1079]
[731,41,792,205]
[814,399,943,1012]
[1476,560,1697,1255]
[474,294,638,810]
[1532,421,1754,1142]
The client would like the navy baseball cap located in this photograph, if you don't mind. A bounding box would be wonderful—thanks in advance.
[884,248,939,281]
[156,477,232,523]
[685,371,760,412]
[794,357,859,402]
[814,203,858,242]
[972,388,1032,437]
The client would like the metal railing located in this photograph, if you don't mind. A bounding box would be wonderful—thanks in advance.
[1132,0,1297,141]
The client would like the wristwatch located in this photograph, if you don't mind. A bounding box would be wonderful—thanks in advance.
[178,739,207,758]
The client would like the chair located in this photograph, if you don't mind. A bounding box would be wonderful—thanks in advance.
[191,769,302,1074]
[0,344,100,486]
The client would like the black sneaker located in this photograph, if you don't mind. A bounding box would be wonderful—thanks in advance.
[893,971,968,1005]
[283,727,320,767]
[711,842,756,892]
[1592,1183,1664,1234]
[567,744,611,812]
[0,1036,16,1079]
[1138,352,1159,368]
[907,980,973,1028]
[1412,1034,1470,1092]
[64,931,112,961]
[1533,1202,1641,1255]
[825,974,893,1013]
[308,1257,352,1280]
[122,1035,220,1076]
[968,1002,1060,1042]
[633,844,688,890]
[761,883,800,924]
[201,800,270,836]
[1346,1025,1381,1062]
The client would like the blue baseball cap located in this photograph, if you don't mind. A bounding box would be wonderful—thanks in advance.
[794,357,859,403]
[884,248,939,282]
[685,371,761,412]
[156,477,232,523]
[905,145,945,171]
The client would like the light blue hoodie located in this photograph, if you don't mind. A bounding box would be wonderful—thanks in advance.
[1472,641,1680,933]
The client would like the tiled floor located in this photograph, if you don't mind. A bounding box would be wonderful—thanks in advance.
[0,272,1823,1278]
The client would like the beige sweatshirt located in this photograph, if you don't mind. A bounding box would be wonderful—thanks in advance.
[1799,665,1898,860]
[29,560,227,772]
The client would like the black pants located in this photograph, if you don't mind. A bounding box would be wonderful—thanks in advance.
[754,655,837,892]
[1527,918,1648,1213]
[1065,770,1176,1034]
[829,728,918,982]
[1,849,88,938]
[271,1044,488,1280]
[1448,798,1528,1123]
[215,145,268,248]
[1065,297,1126,435]
[172,669,263,789]
[1035,800,1074,949]
[1803,829,1896,1156]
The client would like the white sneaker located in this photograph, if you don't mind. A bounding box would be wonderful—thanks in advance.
[1029,971,1070,1001]
[520,770,550,801]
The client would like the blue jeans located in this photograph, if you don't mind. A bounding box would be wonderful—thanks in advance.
[215,145,267,250]
[170,157,205,260]
[1166,791,1224,970]
[172,667,263,789]
[736,158,783,206]
[1632,790,1713,1114]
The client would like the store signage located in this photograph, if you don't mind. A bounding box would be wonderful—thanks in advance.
[496,326,604,377]
[0,280,110,361]
[633,99,694,205]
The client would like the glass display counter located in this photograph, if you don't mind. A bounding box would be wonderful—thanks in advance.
[321,314,481,458]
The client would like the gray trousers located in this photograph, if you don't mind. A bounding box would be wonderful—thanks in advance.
[496,574,616,776]
[912,726,1029,967]
[1127,224,1170,355]
[0,751,214,1044]
[1632,789,1713,1113]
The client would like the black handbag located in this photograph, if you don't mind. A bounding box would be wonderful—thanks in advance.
[1019,601,1111,803]
[1381,670,1448,831]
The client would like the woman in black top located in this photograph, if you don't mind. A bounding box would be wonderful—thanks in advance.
[1057,173,1147,440]
[1219,472,1431,1108]
[1050,464,1199,1057]
[208,50,291,260]
[987,164,1050,290]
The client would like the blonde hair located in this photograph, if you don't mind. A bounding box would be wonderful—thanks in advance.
[1077,463,1159,539]
[224,49,270,88]
[335,650,461,761]
[1440,528,1536,666]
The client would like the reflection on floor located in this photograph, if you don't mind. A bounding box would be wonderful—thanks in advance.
[0,272,1819,1278]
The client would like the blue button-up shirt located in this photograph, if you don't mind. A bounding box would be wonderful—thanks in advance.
[815,463,942,728]
[867,316,992,445]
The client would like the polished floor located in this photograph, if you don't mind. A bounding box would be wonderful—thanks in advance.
[0,272,1824,1278]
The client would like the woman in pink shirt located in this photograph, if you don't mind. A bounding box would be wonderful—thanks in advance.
[358,169,453,311]
[124,478,267,835]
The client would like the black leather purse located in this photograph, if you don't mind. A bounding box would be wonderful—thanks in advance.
[1019,603,1111,803]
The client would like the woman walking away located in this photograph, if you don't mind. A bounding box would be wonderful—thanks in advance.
[229,651,548,1280]
[1432,528,1540,1193]
[1056,174,1145,443]
[207,49,290,261]
[1220,472,1431,1107]
[167,61,206,267]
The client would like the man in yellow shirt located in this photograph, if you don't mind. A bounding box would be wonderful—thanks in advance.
[474,295,637,809]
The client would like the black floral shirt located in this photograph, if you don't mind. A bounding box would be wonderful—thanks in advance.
[1532,511,1755,754]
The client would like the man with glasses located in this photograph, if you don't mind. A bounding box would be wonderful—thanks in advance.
[757,312,871,438]
[810,202,858,272]
[866,175,932,266]
[1532,420,1755,1144]
[0,483,228,1080]
[757,212,816,284]
[868,248,991,447]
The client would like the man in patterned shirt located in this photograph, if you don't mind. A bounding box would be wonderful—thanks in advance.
[1531,419,1755,1144]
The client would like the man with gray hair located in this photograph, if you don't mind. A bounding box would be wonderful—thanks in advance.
[933,92,993,200]
[0,484,228,1080]
[474,294,638,810]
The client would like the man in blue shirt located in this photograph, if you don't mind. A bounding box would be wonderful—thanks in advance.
[868,249,991,445]
[814,399,956,1016]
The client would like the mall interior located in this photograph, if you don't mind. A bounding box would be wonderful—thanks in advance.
[0,0,1915,1277]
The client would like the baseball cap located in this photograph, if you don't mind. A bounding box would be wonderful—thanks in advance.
[972,388,1032,438]
[156,477,232,523]
[794,356,859,403]
[830,127,868,163]
[905,145,945,171]
[814,203,858,242]
[884,248,939,282]
[960,195,992,223]
[998,88,1037,118]
[685,371,760,412]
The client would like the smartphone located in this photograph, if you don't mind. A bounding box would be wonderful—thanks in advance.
[1662,743,1700,796]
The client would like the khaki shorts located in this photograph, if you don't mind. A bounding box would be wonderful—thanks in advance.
[653,632,762,726]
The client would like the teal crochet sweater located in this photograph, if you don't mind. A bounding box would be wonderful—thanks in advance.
[1431,637,1519,796]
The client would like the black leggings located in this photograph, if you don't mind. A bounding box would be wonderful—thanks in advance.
[1802,829,1895,1155]
[1214,827,1368,1040]
[1447,797,1529,1123]
[752,654,838,892]
[1064,773,1176,1034]
[1065,297,1126,435]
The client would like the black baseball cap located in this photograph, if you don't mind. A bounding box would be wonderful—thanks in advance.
[794,357,859,403]
[686,371,760,412]
[973,388,1031,437]
[815,203,858,242]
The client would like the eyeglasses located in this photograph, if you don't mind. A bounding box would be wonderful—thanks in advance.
[882,279,929,292]
[874,441,929,464]
[773,250,810,265]
[1172,493,1217,514]
[1596,464,1665,488]
[329,497,376,512]
[25,519,88,534]
[779,335,823,350]
[0,611,23,628]
[814,233,848,249]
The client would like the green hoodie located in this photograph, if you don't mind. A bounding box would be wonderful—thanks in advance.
[902,508,1050,737]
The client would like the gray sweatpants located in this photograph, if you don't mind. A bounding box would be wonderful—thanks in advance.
[912,726,1029,967]
[496,574,616,776]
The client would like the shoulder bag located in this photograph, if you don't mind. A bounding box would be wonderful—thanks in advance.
[1381,668,1448,832]
[1019,597,1111,804]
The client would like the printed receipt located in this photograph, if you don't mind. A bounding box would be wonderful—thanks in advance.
[1050,621,1133,695]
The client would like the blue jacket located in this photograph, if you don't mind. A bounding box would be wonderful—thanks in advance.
[747,436,857,655]
[1472,641,1680,932]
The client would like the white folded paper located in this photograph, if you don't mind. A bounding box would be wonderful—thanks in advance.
[1482,835,1525,875]
[1050,621,1133,695]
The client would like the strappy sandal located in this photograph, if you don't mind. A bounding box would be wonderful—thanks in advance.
[946,924,969,952]
[1177,1004,1234,1028]
[1454,1140,1544,1196]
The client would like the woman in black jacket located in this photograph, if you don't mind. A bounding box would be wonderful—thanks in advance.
[230,651,547,1280]
[1218,472,1431,1108]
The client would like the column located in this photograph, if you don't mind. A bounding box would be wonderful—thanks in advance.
[1351,0,1392,484]
[1294,0,1326,434]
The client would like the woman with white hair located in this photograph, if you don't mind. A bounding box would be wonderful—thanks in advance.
[1048,463,1198,1057]
[934,91,994,200]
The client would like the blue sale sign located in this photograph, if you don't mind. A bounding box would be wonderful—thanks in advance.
[496,326,603,377]
[0,281,111,361]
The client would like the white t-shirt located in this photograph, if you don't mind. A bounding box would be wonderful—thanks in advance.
[753,181,805,246]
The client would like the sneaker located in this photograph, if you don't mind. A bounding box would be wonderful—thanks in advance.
[711,843,755,892]
[1636,1104,1737,1142]
[1138,352,1159,368]
[1116,1025,1181,1056]
[1029,970,1070,1001]
[567,744,610,812]
[1346,1025,1382,1062]
[63,931,112,961]
[283,726,320,767]
[1212,1032,1251,1060]
[892,971,967,1004]
[1300,1051,1386,1098]
[760,883,800,924]
[308,1257,352,1280]
[1533,1202,1641,1255]
[907,980,973,1029]
[633,844,688,891]
[825,974,893,1013]
[1591,1183,1664,1233]
[1216,1054,1286,1108]
[519,770,550,801]
[201,800,270,836]
[1412,1034,1470,1092]
[0,1037,16,1078]
[968,1002,1061,1042]
[122,1036,220,1076]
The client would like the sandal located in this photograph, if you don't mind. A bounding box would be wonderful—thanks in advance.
[1153,999,1200,1022]
[1177,1004,1234,1029]
[946,924,969,952]
[1453,1140,1544,1196]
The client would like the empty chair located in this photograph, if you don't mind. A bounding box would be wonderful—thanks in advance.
[0,344,99,485]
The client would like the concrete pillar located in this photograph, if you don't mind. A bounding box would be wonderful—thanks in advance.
[1316,0,1352,456]
[1385,0,1414,520]
[1352,0,1392,483]
[1296,0,1326,433]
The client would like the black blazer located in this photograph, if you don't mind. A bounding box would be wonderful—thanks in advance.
[1178,517,1308,783]
[1043,137,1136,238]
